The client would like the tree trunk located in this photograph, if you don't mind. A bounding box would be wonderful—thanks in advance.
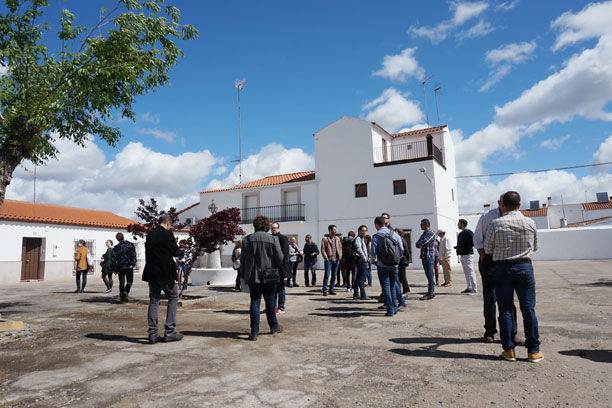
[0,150,21,214]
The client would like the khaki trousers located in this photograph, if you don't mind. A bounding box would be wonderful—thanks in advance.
[440,256,452,283]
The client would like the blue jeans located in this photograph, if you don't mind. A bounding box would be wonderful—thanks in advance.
[275,281,286,310]
[393,266,406,306]
[422,257,435,296]
[249,282,279,335]
[353,261,367,298]
[323,259,339,293]
[304,259,317,286]
[76,269,88,290]
[495,262,540,353]
[377,264,397,314]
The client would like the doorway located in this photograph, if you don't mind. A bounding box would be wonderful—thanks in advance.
[21,238,43,280]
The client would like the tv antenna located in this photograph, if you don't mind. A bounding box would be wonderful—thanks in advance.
[433,83,442,126]
[234,78,245,185]
[421,74,435,127]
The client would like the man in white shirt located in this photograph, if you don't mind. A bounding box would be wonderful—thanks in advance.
[437,229,452,286]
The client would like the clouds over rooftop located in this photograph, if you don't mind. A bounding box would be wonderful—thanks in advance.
[361,88,424,133]
[373,48,424,82]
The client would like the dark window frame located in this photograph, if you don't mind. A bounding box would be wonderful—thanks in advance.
[393,179,406,195]
[355,183,368,198]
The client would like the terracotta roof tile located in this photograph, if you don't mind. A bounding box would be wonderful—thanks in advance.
[521,208,548,217]
[563,216,612,228]
[392,125,447,138]
[583,201,612,210]
[0,199,135,229]
[200,171,315,194]
[176,202,200,215]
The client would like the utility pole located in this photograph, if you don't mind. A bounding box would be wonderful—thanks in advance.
[234,78,245,184]
[434,84,441,126]
[421,74,435,127]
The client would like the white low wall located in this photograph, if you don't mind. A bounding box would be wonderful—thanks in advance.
[534,226,612,261]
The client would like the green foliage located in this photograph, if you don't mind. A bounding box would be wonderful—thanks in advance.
[0,0,198,167]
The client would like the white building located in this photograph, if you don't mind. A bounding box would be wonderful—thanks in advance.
[179,116,459,268]
[0,200,147,283]
[463,194,612,231]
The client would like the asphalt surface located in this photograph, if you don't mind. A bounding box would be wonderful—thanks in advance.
[1,260,611,407]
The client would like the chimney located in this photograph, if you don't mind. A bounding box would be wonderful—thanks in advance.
[484,203,491,212]
[542,203,546,208]
[547,196,552,207]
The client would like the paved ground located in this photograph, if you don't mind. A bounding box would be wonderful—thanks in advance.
[1,260,611,407]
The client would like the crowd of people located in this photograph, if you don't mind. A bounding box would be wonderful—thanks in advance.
[76,191,542,363]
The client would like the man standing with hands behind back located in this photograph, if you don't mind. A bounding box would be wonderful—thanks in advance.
[143,213,182,344]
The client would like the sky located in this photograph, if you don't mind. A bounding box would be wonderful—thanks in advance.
[5,0,612,218]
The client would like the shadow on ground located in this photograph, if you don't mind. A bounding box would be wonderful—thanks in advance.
[579,280,612,287]
[559,349,612,363]
[182,330,244,340]
[389,336,497,361]
[86,333,148,344]
[78,297,123,304]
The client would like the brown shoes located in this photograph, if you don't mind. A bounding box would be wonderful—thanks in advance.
[419,294,434,300]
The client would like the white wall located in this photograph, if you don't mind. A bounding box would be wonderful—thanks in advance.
[585,207,612,221]
[547,204,584,228]
[534,226,612,261]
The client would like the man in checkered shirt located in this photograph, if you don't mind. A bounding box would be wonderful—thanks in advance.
[484,191,543,363]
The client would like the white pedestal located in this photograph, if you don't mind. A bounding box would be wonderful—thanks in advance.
[190,267,236,286]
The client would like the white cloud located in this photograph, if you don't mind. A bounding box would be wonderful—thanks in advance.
[480,41,536,91]
[408,1,489,43]
[137,127,177,143]
[551,1,612,51]
[592,134,612,172]
[139,112,161,124]
[496,0,520,11]
[458,20,495,40]
[540,134,571,151]
[372,48,424,82]
[494,35,612,125]
[7,139,220,218]
[206,143,315,190]
[457,170,612,214]
[361,88,424,133]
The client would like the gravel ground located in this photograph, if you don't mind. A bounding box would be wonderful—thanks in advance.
[1,259,611,407]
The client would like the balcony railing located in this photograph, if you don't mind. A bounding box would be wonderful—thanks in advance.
[373,135,445,168]
[240,204,306,224]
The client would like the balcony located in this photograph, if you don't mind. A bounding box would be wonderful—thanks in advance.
[240,204,306,224]
[373,135,445,168]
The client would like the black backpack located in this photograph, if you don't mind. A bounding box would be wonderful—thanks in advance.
[375,231,401,266]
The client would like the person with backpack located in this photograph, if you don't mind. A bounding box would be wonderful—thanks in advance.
[110,232,137,303]
[370,216,403,316]
[302,234,319,287]
[74,239,89,293]
[416,218,436,300]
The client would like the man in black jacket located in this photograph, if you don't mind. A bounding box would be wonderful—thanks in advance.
[271,222,290,313]
[110,232,137,303]
[142,214,181,344]
[241,216,283,341]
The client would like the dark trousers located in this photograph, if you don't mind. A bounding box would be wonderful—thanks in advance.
[398,261,410,293]
[342,260,354,289]
[118,269,134,297]
[495,262,540,353]
[479,255,517,337]
[147,281,178,338]
[353,261,367,298]
[249,282,279,335]
[76,269,88,290]
[101,272,113,290]
[235,268,241,291]
[304,259,316,286]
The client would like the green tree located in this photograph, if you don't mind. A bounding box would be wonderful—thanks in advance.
[0,0,198,211]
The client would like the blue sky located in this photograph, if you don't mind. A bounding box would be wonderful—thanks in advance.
[5,0,612,217]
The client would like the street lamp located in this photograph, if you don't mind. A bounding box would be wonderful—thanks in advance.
[419,167,437,216]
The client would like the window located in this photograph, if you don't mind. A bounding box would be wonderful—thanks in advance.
[393,179,406,195]
[355,183,368,198]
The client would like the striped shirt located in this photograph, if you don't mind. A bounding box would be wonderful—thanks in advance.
[484,210,538,261]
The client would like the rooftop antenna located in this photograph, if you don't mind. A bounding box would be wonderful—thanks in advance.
[33,164,36,202]
[421,74,435,127]
[234,78,245,185]
[433,83,442,126]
